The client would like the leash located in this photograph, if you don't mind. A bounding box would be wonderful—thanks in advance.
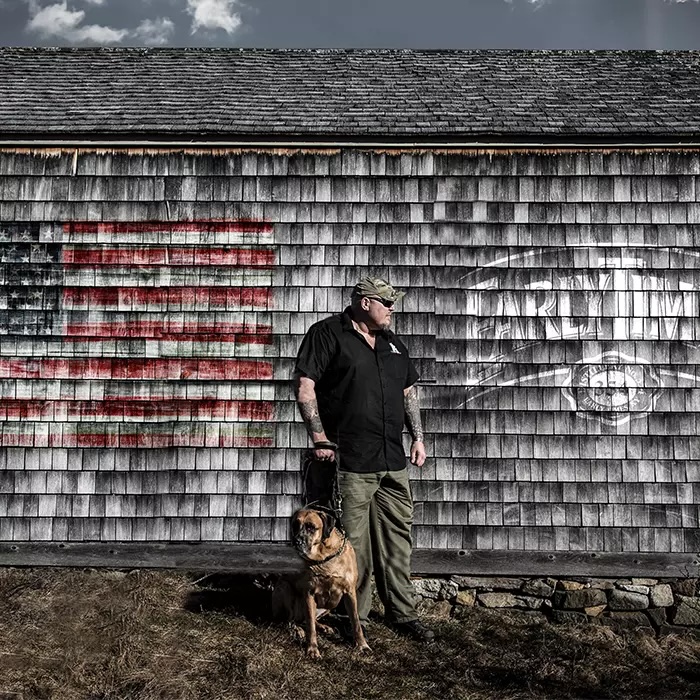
[297,439,347,565]
[301,440,344,532]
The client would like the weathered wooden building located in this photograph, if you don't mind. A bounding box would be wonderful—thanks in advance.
[0,48,699,577]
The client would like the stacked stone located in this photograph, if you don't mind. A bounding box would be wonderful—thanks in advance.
[412,576,700,636]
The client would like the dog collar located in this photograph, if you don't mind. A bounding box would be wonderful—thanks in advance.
[299,529,348,567]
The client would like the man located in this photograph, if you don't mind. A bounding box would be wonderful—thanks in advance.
[293,276,434,642]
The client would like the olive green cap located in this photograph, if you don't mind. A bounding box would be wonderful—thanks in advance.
[351,276,406,303]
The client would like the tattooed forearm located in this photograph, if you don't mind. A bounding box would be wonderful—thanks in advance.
[295,374,328,441]
[404,385,424,442]
[298,398,326,437]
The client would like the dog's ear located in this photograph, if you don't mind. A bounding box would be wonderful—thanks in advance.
[320,511,336,540]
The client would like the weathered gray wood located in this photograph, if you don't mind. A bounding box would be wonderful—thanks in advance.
[0,544,697,578]
[3,148,700,562]
[0,542,305,572]
[410,549,700,578]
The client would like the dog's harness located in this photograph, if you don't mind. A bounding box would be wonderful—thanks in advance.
[299,440,348,566]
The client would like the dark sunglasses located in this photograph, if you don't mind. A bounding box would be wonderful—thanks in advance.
[367,297,395,308]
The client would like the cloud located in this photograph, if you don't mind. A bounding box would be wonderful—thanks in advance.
[25,1,129,43]
[186,0,242,34]
[132,17,175,45]
[24,0,243,46]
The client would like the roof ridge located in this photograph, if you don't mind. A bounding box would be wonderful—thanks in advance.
[0,47,699,55]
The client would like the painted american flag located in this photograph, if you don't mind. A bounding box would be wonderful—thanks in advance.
[0,221,276,448]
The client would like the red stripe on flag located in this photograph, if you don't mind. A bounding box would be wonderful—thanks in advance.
[0,400,274,421]
[64,221,274,234]
[62,247,275,267]
[57,434,274,449]
[62,287,272,308]
[0,359,273,380]
[0,433,274,448]
[60,334,272,345]
[63,321,272,340]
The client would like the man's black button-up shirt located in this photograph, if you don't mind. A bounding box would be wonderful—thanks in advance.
[294,308,419,473]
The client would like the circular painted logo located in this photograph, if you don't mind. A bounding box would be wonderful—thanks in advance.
[562,352,662,426]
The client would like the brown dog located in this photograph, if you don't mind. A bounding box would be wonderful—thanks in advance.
[272,507,370,659]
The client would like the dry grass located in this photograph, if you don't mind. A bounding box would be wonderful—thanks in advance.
[0,568,698,700]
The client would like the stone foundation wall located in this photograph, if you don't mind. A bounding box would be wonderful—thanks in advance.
[412,576,700,637]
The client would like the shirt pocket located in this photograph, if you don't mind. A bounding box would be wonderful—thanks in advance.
[384,352,409,385]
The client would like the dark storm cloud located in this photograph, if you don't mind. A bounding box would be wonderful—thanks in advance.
[1,0,700,48]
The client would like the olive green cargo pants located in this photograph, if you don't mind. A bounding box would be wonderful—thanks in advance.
[337,468,417,624]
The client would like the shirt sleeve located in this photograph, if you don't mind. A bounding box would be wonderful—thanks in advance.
[394,335,419,388]
[294,322,337,383]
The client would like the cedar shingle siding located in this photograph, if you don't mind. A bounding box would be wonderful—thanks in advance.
[0,49,699,569]
[1,148,699,555]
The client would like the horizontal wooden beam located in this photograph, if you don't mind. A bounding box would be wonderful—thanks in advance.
[0,542,303,573]
[0,543,698,579]
[410,549,700,579]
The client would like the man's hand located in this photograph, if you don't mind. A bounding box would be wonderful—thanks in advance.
[313,447,336,462]
[410,440,426,467]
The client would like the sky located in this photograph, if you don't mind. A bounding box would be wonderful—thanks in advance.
[1,0,700,49]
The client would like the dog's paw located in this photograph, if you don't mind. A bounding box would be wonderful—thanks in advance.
[317,623,335,636]
[305,645,322,660]
[355,641,372,653]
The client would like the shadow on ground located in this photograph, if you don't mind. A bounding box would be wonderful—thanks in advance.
[183,573,277,622]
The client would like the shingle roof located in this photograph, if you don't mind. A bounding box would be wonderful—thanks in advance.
[3,48,700,142]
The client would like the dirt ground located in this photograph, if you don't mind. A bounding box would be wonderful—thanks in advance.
[0,568,698,700]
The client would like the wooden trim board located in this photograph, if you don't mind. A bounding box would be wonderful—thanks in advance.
[0,543,698,578]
